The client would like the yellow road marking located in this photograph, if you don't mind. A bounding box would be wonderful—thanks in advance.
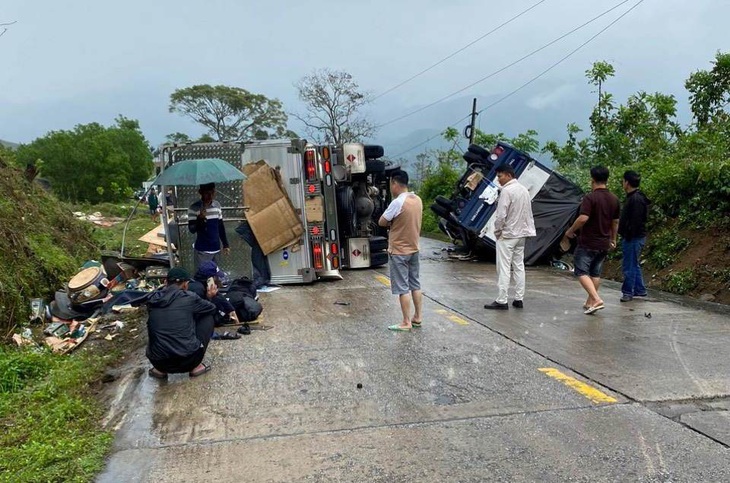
[435,309,469,326]
[539,368,617,404]
[375,275,391,287]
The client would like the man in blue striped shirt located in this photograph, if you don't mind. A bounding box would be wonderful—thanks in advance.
[188,183,230,270]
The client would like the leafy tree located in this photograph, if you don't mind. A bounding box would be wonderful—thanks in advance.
[686,51,730,127]
[294,69,376,145]
[169,85,288,141]
[15,116,153,203]
[165,132,192,143]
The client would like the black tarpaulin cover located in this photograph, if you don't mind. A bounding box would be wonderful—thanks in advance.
[523,170,583,265]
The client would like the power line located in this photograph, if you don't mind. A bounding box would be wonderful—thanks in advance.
[391,0,645,159]
[476,0,645,116]
[371,0,549,102]
[391,114,472,158]
[376,0,631,129]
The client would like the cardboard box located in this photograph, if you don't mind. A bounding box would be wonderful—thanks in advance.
[466,171,484,191]
[243,160,304,256]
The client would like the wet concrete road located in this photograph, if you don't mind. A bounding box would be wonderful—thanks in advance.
[99,238,730,482]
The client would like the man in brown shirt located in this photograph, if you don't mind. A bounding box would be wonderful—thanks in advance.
[565,166,620,315]
[378,170,423,331]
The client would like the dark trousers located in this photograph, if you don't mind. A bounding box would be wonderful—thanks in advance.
[236,221,271,288]
[621,237,647,296]
[150,314,215,374]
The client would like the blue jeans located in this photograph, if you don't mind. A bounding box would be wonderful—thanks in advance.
[621,237,647,296]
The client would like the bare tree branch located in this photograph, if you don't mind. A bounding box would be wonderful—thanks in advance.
[295,69,377,145]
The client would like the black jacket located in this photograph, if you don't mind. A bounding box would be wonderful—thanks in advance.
[618,189,651,241]
[145,285,216,361]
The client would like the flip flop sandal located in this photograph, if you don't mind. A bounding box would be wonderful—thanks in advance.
[148,367,168,379]
[411,321,422,328]
[218,331,241,340]
[388,324,411,332]
[584,304,605,315]
[189,362,212,378]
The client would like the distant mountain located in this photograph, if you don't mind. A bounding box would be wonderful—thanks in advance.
[0,139,19,149]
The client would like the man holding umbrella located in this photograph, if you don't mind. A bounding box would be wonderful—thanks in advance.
[188,183,230,270]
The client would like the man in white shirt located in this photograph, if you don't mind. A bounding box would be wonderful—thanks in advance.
[484,164,536,310]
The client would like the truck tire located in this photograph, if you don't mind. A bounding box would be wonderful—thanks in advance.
[434,195,455,210]
[370,251,389,267]
[365,159,385,174]
[369,236,388,253]
[467,144,490,158]
[430,203,451,219]
[463,151,484,165]
[336,186,356,237]
[364,145,384,159]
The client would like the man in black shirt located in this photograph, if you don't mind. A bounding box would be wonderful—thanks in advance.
[145,267,216,379]
[618,170,650,302]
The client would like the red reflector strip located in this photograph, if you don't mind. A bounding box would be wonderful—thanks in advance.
[313,243,324,270]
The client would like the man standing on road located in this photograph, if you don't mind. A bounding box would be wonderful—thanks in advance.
[378,170,423,332]
[618,170,650,302]
[145,267,216,379]
[188,183,230,270]
[565,166,620,315]
[484,164,536,310]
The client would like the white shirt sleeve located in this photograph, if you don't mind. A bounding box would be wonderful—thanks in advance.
[382,193,406,222]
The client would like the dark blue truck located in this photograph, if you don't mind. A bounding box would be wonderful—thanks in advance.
[431,142,583,265]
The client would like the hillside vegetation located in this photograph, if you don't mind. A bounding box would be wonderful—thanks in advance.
[0,147,98,336]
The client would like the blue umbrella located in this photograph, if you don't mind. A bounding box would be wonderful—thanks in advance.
[155,158,245,186]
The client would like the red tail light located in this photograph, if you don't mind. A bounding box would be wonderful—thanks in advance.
[312,243,324,270]
[324,160,331,174]
[491,145,505,159]
[331,243,338,255]
[305,150,316,179]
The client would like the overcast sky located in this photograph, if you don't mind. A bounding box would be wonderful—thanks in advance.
[1,0,728,153]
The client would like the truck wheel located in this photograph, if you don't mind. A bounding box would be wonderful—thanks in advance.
[434,195,455,210]
[364,145,384,159]
[370,251,389,267]
[365,160,385,174]
[463,151,484,164]
[369,236,388,252]
[467,144,490,158]
[336,186,356,237]
[430,203,451,219]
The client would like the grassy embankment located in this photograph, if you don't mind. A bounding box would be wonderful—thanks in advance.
[0,153,156,482]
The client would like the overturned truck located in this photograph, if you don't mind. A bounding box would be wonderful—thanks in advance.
[431,142,584,265]
[158,140,398,285]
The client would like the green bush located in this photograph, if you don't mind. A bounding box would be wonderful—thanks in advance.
[664,269,699,295]
[646,229,691,269]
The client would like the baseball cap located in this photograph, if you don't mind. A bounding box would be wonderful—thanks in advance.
[167,267,190,283]
[198,261,225,279]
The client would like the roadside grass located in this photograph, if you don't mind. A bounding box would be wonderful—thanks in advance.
[77,203,159,258]
[0,346,113,483]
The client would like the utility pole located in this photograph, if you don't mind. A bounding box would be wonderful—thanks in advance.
[464,98,478,145]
